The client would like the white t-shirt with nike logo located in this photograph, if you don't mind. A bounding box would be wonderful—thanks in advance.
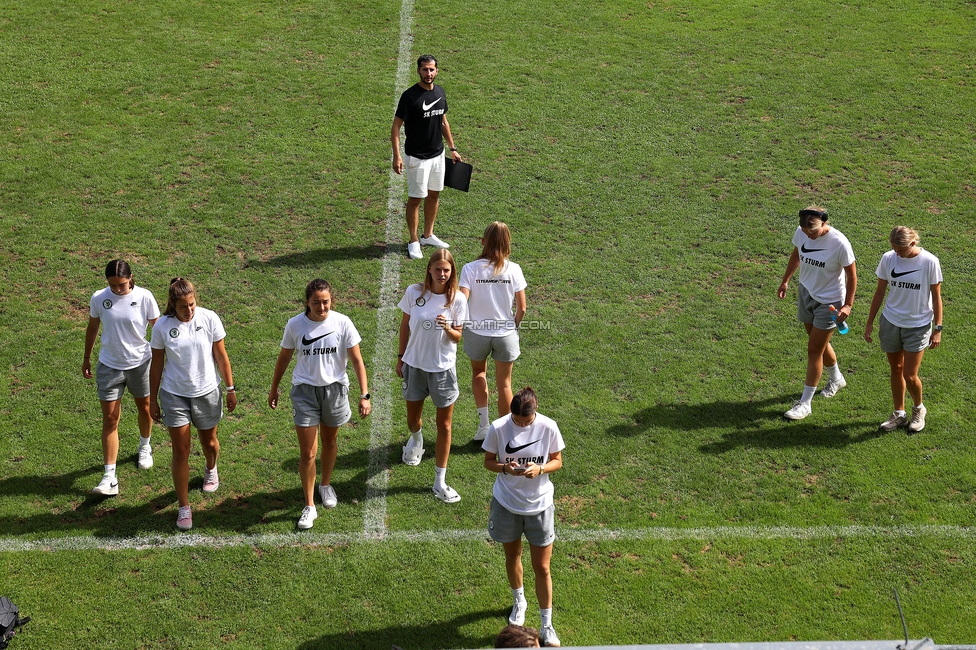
[483,412,565,515]
[279,311,361,387]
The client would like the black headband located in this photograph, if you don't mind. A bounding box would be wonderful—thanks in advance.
[799,208,828,220]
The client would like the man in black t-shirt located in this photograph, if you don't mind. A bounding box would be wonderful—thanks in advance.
[391,55,463,260]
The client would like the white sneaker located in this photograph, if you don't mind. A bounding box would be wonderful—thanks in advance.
[508,598,527,625]
[540,624,561,647]
[92,475,119,496]
[474,422,490,442]
[419,234,450,249]
[176,505,192,531]
[203,467,219,493]
[880,412,908,431]
[908,405,927,433]
[784,401,811,420]
[318,484,338,509]
[407,240,422,259]
[820,377,847,398]
[298,505,318,530]
[137,444,153,470]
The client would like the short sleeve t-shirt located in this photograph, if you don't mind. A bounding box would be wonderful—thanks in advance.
[397,284,468,373]
[792,227,856,304]
[394,83,448,159]
[876,248,942,328]
[482,412,565,515]
[459,259,527,338]
[150,307,226,398]
[89,285,160,370]
[280,311,362,387]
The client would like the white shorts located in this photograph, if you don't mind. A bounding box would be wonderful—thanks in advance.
[406,154,445,198]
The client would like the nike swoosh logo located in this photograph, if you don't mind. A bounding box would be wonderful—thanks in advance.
[891,269,919,279]
[302,332,334,346]
[800,243,826,253]
[422,97,442,111]
[505,439,543,454]
[110,482,118,488]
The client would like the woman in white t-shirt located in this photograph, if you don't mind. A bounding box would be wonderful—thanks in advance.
[864,226,943,434]
[82,260,160,497]
[396,248,468,503]
[459,222,528,441]
[777,206,857,420]
[149,278,236,531]
[482,387,565,649]
[268,279,372,530]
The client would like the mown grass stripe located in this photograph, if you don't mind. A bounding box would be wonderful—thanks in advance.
[3,525,974,553]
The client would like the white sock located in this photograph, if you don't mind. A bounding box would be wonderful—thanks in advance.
[825,364,843,382]
[540,608,552,627]
[139,435,152,448]
[478,407,490,427]
[914,403,924,410]
[512,586,525,602]
[434,466,447,490]
[895,409,906,417]
[409,428,423,446]
[104,464,116,479]
[801,385,817,405]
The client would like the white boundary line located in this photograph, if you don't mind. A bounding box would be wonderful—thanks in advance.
[361,0,416,540]
[2,525,974,553]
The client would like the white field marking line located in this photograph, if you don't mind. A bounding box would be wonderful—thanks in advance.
[2,524,975,553]
[362,0,415,540]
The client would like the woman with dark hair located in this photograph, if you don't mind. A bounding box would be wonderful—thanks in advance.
[149,278,236,531]
[459,221,528,441]
[483,387,565,647]
[396,248,468,502]
[82,259,160,495]
[777,206,857,420]
[864,226,943,433]
[268,279,371,530]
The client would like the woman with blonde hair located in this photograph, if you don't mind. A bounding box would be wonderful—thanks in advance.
[777,206,857,420]
[864,226,943,433]
[459,222,528,440]
[149,278,236,530]
[396,249,468,502]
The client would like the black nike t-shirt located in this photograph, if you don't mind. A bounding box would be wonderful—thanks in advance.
[395,83,448,159]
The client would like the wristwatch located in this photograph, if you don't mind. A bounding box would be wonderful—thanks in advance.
[360,393,371,400]
[933,325,943,332]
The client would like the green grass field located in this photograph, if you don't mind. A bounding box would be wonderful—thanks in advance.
[2,0,976,647]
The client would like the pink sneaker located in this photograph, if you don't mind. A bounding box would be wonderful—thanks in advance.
[203,466,219,493]
[176,506,192,531]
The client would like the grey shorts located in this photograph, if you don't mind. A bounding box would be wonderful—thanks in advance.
[463,330,520,363]
[488,497,555,547]
[158,387,223,430]
[96,360,151,401]
[401,363,458,408]
[290,383,351,428]
[797,284,839,331]
[879,314,931,353]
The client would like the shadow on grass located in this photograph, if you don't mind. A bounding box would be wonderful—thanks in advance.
[246,244,389,269]
[0,442,475,537]
[295,607,507,650]
[607,394,885,452]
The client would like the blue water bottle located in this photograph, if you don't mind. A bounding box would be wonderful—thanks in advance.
[829,305,849,335]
